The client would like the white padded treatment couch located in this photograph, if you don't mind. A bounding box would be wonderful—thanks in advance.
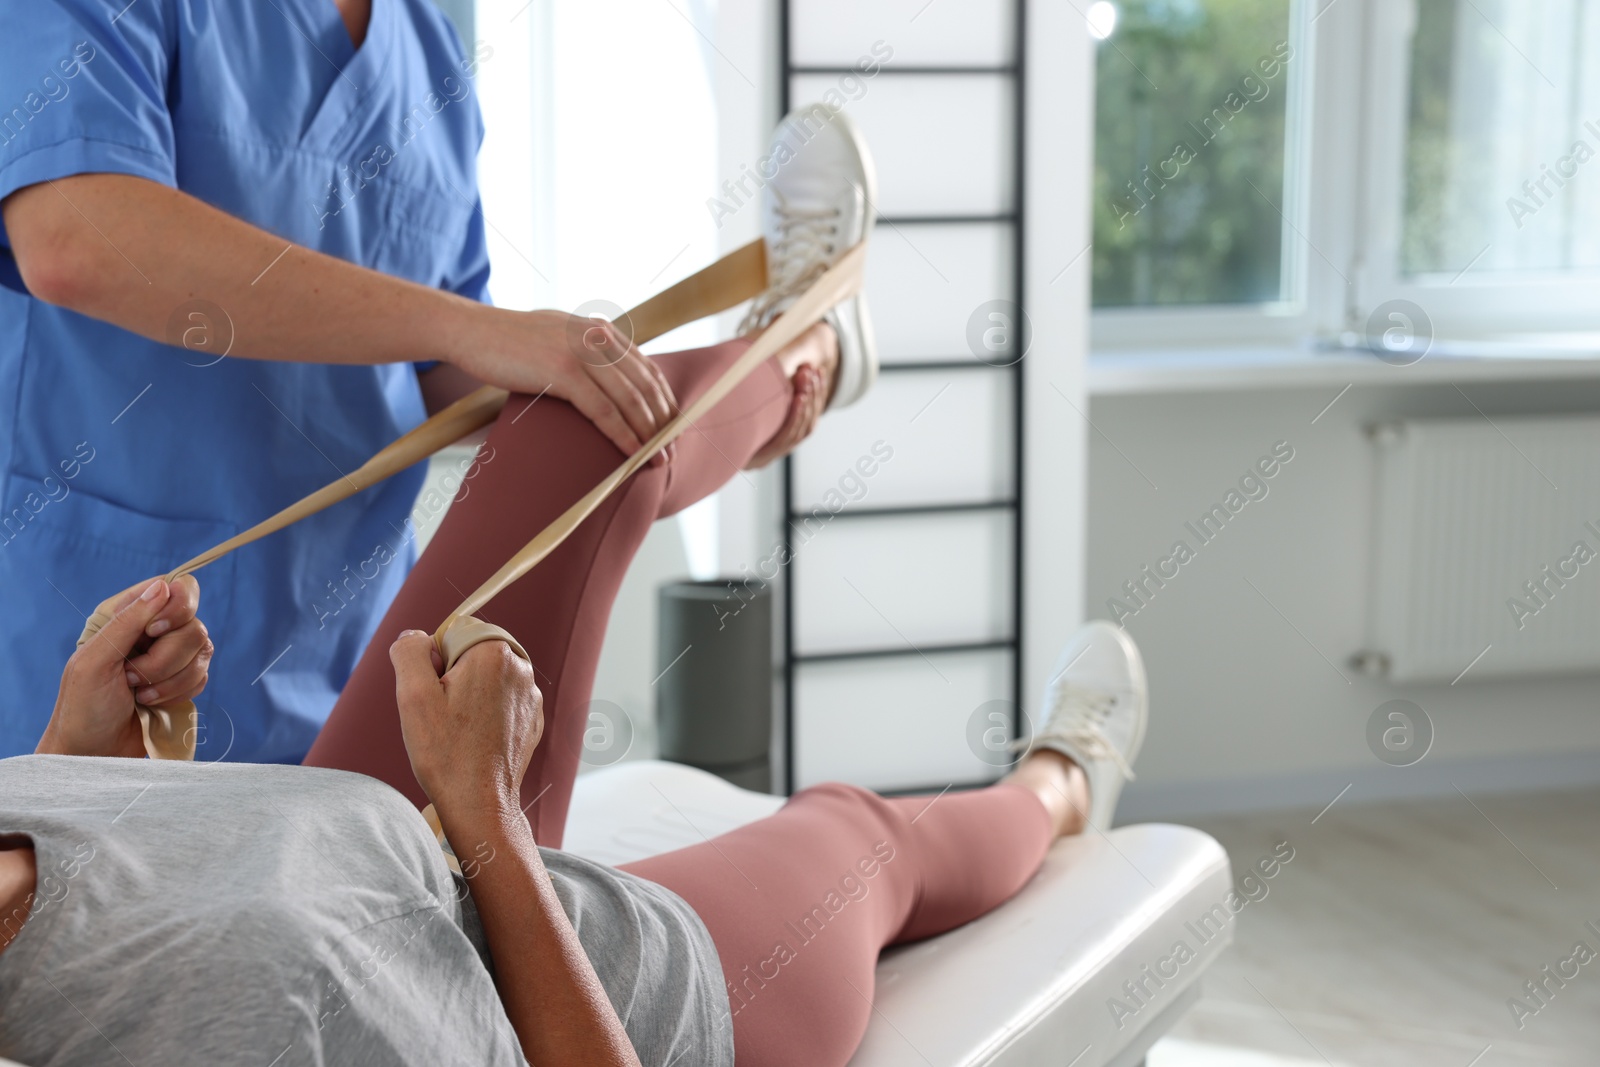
[566,761,1234,1067]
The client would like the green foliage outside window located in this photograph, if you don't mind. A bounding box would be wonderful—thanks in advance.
[1092,0,1295,308]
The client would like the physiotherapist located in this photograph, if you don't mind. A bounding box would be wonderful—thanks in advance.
[0,0,678,761]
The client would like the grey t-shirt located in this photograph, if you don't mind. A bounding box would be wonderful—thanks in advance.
[0,756,731,1067]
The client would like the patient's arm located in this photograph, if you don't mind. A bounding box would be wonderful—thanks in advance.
[389,633,643,1067]
[38,576,210,758]
[0,838,36,960]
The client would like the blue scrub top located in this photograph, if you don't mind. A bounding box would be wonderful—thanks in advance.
[0,0,492,762]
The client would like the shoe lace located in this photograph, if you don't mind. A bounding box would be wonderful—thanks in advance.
[739,191,843,333]
[1013,685,1136,781]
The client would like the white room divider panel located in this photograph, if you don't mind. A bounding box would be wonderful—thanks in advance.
[789,73,1018,218]
[788,0,1016,68]
[791,366,1016,508]
[795,648,1014,792]
[862,222,1016,363]
[781,0,1026,792]
[794,509,1017,656]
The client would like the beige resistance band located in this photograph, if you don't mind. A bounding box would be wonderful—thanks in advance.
[78,238,865,761]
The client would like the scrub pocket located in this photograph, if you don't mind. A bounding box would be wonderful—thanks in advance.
[0,471,239,610]
[373,181,478,284]
[0,473,239,749]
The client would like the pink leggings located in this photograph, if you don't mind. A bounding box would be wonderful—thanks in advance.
[303,339,1055,1066]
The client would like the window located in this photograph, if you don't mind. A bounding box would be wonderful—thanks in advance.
[1091,0,1297,309]
[1403,0,1600,278]
[1090,0,1600,349]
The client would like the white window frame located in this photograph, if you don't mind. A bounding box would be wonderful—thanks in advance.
[1092,0,1600,353]
[1355,0,1600,339]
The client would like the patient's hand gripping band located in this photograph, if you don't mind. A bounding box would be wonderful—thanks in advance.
[77,238,866,760]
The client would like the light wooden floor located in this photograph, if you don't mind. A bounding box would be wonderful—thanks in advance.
[1147,787,1599,1066]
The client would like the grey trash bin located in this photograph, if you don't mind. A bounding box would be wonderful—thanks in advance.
[656,579,772,793]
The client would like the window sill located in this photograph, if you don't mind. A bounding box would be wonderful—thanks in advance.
[1088,342,1600,396]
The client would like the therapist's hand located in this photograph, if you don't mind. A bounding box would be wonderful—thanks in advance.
[39,577,212,759]
[455,308,677,460]
[390,630,543,818]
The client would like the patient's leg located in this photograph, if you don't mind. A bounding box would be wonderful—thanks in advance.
[619,753,1085,1067]
[305,332,812,845]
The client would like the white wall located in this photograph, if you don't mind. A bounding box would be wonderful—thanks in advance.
[1023,0,1095,720]
[705,0,781,584]
[1090,379,1600,821]
[463,0,781,766]
[585,0,783,767]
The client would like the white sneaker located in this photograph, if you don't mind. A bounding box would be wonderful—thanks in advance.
[1018,621,1149,832]
[741,103,879,409]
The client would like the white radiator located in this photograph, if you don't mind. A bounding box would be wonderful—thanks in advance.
[1365,414,1600,682]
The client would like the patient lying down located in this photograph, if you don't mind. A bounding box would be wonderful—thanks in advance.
[0,572,1146,1067]
[0,331,1150,1067]
[0,87,1157,1065]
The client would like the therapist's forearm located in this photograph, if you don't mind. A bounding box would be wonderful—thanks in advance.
[5,172,682,454]
[3,174,477,369]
